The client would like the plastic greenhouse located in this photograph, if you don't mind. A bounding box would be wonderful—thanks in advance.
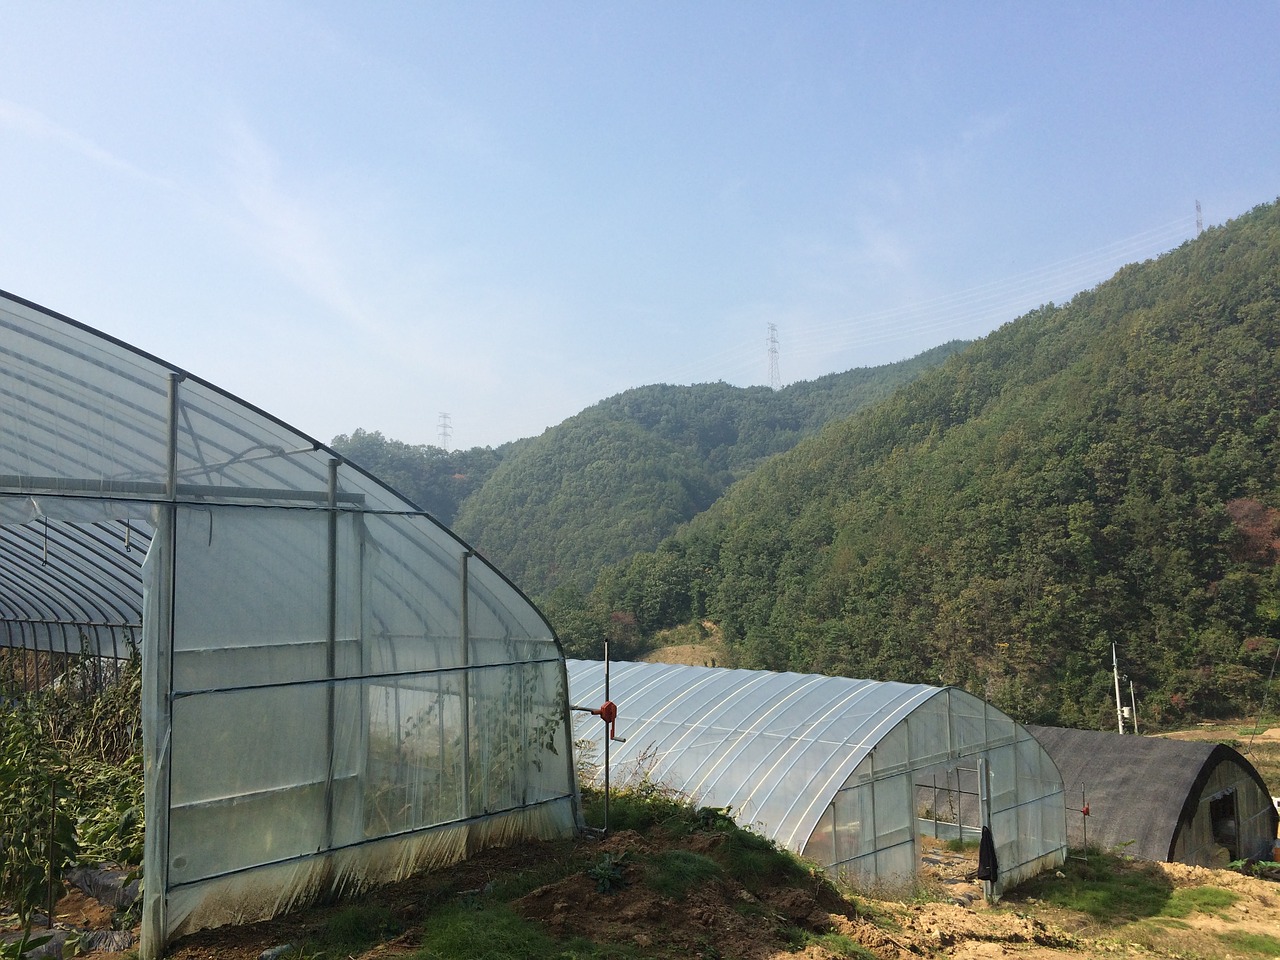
[1028,725,1280,866]
[0,290,580,957]
[568,660,1067,895]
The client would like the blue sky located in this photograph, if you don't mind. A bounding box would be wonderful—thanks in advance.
[3,2,1277,450]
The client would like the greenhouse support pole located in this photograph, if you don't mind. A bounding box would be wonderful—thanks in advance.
[141,373,181,960]
[603,640,611,835]
[460,551,472,837]
[978,757,993,903]
[322,459,338,852]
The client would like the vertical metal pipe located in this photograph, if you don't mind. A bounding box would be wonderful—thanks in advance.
[1081,783,1088,854]
[141,372,180,960]
[460,551,472,824]
[1112,643,1124,734]
[603,639,611,835]
[46,775,57,928]
[978,756,992,902]
[932,774,939,839]
[323,459,338,851]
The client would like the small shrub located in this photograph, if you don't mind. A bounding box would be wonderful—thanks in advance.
[587,852,630,893]
[695,805,736,831]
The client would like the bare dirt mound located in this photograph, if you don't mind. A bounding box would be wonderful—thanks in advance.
[12,833,1280,959]
[514,829,878,960]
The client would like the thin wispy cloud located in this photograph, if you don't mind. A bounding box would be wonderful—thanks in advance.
[0,98,177,191]
[218,115,381,338]
[4,5,1273,448]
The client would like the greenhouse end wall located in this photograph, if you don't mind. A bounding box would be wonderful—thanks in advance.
[0,290,581,960]
[802,690,1067,896]
[568,662,1065,899]
[142,490,580,950]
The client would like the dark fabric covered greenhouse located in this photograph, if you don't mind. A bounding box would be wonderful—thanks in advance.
[1027,726,1278,865]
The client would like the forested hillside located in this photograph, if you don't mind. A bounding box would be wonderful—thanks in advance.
[329,429,516,525]
[569,200,1280,730]
[452,345,963,594]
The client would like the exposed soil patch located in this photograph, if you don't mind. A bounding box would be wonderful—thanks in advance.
[7,831,1280,960]
[515,829,868,960]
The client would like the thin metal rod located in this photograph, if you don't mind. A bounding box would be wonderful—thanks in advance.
[603,639,610,836]
[323,459,338,851]
[47,774,57,928]
[460,551,472,823]
[1112,643,1125,734]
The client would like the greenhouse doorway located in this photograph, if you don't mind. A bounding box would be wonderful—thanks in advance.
[1210,789,1239,861]
[915,764,984,890]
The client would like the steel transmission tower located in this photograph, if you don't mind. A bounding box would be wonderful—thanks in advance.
[437,412,452,452]
[1196,200,1203,236]
[767,323,781,391]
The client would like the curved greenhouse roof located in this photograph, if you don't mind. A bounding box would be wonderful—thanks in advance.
[1,290,580,958]
[568,659,1067,894]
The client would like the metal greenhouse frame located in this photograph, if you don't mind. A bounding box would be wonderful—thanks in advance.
[0,290,581,958]
[568,660,1067,896]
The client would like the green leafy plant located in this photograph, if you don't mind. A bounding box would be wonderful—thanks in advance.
[72,754,145,866]
[0,929,55,960]
[586,851,630,893]
[694,805,736,831]
[0,698,78,926]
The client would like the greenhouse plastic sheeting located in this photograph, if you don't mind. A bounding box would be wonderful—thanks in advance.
[568,660,1066,894]
[0,290,580,957]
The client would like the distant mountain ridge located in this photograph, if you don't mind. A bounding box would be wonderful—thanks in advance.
[448,344,966,594]
[334,343,964,594]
